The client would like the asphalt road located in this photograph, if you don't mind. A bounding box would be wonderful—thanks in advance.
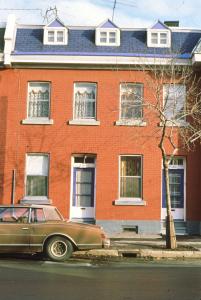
[0,258,201,300]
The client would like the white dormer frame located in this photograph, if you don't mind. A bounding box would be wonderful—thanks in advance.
[147,22,171,48]
[96,20,120,46]
[96,28,120,46]
[43,19,68,45]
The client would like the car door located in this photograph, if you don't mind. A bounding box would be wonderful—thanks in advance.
[0,207,30,252]
[29,208,47,252]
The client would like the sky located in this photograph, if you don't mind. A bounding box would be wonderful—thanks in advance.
[0,0,201,29]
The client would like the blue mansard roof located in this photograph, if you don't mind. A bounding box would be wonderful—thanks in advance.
[13,26,201,59]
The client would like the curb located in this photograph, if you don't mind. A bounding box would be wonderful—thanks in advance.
[73,248,201,259]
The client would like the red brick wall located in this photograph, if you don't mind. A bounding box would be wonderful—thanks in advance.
[0,68,200,221]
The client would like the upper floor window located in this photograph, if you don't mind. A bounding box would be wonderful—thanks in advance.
[147,21,171,48]
[163,84,186,123]
[47,30,65,43]
[96,29,120,46]
[73,83,97,120]
[43,17,68,45]
[96,19,120,46]
[27,82,50,119]
[120,83,143,120]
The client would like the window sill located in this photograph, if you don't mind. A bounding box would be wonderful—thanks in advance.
[68,120,100,126]
[20,197,52,205]
[115,120,147,127]
[159,121,189,127]
[114,199,146,206]
[21,119,54,125]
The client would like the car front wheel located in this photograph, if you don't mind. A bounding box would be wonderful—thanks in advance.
[45,236,73,262]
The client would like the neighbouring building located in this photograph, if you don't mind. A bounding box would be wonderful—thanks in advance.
[0,15,201,235]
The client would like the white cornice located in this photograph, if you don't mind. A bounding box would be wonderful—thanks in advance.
[10,54,191,66]
[192,53,201,64]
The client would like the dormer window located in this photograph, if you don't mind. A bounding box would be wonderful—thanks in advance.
[44,17,68,45]
[47,30,65,43]
[96,19,120,46]
[147,21,171,48]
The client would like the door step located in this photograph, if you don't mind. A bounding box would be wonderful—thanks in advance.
[161,220,187,236]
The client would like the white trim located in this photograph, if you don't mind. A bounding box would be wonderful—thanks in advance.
[115,120,147,126]
[163,83,186,124]
[192,53,201,64]
[25,153,50,199]
[22,118,54,125]
[10,55,191,66]
[114,199,146,206]
[70,155,96,221]
[26,81,51,120]
[118,82,144,123]
[118,155,143,202]
[43,27,68,45]
[68,120,100,126]
[73,82,97,122]
[161,157,186,221]
[147,28,171,48]
[96,28,120,46]
[4,14,16,66]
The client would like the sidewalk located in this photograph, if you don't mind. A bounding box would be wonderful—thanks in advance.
[73,234,201,260]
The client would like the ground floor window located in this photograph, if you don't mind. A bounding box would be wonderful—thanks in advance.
[120,155,142,199]
[26,154,49,197]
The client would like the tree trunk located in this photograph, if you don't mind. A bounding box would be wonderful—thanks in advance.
[164,161,177,249]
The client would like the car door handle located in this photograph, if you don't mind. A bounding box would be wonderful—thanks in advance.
[21,227,29,230]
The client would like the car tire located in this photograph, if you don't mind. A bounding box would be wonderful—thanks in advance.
[45,236,73,262]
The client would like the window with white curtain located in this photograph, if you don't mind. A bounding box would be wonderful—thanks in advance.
[27,82,50,119]
[73,83,97,120]
[26,154,49,197]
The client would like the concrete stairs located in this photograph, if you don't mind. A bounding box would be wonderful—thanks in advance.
[161,220,187,236]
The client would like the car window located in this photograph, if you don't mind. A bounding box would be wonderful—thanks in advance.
[0,207,29,223]
[31,208,45,223]
[44,207,63,221]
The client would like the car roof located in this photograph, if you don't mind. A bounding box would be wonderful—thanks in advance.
[0,204,56,209]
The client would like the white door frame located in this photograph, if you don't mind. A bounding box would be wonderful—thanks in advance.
[70,155,96,220]
[161,157,186,221]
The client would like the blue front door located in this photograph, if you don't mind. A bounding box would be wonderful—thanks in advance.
[162,169,184,220]
[71,167,95,219]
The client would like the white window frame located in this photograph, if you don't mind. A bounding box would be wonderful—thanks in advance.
[24,153,49,201]
[161,157,186,221]
[119,83,144,121]
[96,28,120,46]
[147,29,171,48]
[163,83,186,126]
[22,81,54,125]
[43,27,68,45]
[70,82,99,125]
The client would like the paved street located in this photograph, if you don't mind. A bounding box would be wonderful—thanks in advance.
[0,257,201,300]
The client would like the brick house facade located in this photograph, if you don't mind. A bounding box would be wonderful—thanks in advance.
[0,16,201,235]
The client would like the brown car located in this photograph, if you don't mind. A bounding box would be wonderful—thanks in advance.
[0,204,110,261]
